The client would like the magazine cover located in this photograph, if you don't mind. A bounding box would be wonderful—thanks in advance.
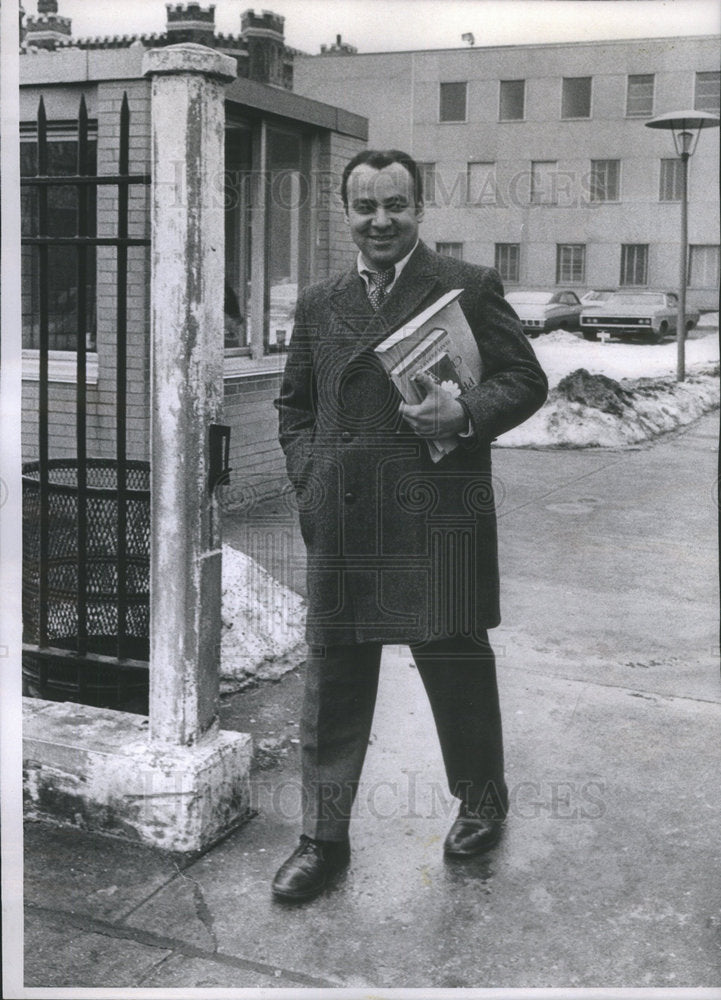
[374,288,482,460]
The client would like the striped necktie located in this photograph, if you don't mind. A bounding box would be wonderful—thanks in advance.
[365,267,395,310]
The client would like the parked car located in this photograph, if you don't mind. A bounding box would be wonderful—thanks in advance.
[580,288,616,306]
[505,290,583,337]
[579,291,700,342]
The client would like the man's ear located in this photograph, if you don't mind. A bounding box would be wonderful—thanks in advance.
[415,200,425,222]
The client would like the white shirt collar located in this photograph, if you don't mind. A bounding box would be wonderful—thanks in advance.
[356,240,419,294]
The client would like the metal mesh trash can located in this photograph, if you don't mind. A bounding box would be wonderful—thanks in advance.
[22,458,150,709]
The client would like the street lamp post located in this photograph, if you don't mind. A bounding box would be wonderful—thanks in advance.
[645,110,719,382]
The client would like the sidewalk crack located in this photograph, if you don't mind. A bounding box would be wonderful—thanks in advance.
[174,862,218,953]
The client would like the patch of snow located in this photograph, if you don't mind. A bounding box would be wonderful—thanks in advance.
[532,330,719,389]
[498,370,718,449]
[220,544,305,691]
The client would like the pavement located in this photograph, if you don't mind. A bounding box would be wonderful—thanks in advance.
[19,410,721,994]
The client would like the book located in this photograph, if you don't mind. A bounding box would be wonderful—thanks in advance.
[374,289,482,462]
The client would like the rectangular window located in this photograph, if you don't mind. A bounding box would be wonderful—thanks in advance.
[620,244,649,286]
[499,79,525,121]
[590,159,620,202]
[659,158,683,201]
[417,162,436,205]
[531,160,557,205]
[695,71,720,114]
[626,74,654,117]
[561,76,592,118]
[466,161,496,204]
[556,244,586,284]
[439,82,467,122]
[688,245,720,288]
[21,126,98,352]
[495,243,520,283]
[225,120,312,357]
[436,242,463,260]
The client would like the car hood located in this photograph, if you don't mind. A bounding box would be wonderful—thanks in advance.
[511,303,554,320]
[582,302,667,317]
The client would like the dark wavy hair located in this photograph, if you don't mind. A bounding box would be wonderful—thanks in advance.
[340,149,423,209]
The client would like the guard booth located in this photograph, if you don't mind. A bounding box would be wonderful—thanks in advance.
[19,43,367,711]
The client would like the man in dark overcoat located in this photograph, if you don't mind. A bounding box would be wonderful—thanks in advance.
[271,149,548,902]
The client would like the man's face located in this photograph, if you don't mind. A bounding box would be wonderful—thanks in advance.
[344,162,424,270]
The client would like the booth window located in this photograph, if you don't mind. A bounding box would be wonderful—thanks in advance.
[224,119,312,359]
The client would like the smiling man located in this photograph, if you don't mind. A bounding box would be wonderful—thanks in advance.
[272,149,548,903]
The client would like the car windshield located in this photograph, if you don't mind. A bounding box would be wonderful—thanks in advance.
[507,292,553,305]
[584,290,614,301]
[607,293,667,307]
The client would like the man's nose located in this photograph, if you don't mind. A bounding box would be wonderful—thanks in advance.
[371,207,392,229]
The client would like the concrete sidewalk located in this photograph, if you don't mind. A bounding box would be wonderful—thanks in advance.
[21,412,721,992]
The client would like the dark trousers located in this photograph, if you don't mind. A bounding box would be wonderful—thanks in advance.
[300,634,507,841]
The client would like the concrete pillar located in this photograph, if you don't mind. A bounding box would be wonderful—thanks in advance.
[143,44,237,746]
[22,46,254,854]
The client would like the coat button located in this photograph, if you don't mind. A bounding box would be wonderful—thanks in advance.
[341,431,352,442]
[344,491,356,504]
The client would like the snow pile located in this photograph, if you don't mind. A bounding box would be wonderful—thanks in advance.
[499,366,719,448]
[220,543,305,691]
[497,328,719,448]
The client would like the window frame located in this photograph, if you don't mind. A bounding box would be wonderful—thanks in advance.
[694,71,720,114]
[466,161,497,205]
[589,159,621,203]
[561,76,592,120]
[416,161,437,206]
[688,244,720,288]
[626,74,655,118]
[499,79,525,122]
[495,243,520,284]
[530,160,558,206]
[435,242,464,260]
[555,243,586,285]
[659,158,683,202]
[20,120,100,381]
[619,244,649,287]
[439,81,468,123]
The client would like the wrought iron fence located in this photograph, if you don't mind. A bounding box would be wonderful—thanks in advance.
[21,93,152,708]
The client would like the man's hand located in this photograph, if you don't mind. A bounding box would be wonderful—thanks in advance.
[399,372,469,438]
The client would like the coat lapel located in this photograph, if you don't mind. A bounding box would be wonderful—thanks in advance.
[328,242,445,366]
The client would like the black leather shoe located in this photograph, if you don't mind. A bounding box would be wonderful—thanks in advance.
[271,835,351,902]
[443,803,505,858]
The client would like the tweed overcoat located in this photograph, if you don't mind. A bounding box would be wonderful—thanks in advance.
[274,242,548,646]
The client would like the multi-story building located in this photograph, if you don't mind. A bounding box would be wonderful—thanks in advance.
[295,35,720,309]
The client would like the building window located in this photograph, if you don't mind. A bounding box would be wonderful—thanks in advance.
[21,125,98,352]
[695,71,720,114]
[439,82,467,122]
[561,77,592,118]
[531,161,557,205]
[467,162,496,204]
[556,244,586,284]
[659,158,683,201]
[626,74,654,117]
[688,245,720,288]
[499,79,525,121]
[436,242,463,260]
[417,162,436,205]
[620,244,648,286]
[590,159,620,202]
[495,243,520,283]
[225,119,312,357]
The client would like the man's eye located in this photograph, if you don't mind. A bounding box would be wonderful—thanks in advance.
[354,201,375,213]
[386,201,405,211]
